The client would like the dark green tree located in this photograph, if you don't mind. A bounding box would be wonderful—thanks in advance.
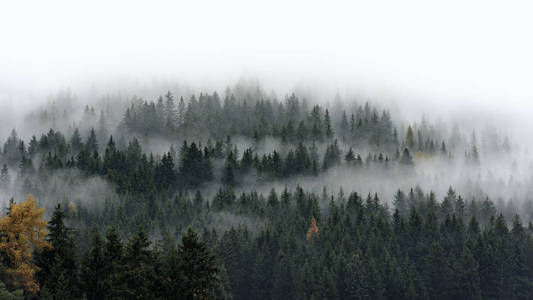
[176,228,219,299]
[34,204,79,298]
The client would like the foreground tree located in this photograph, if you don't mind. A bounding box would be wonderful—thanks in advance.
[177,228,219,299]
[119,226,160,299]
[34,204,79,298]
[0,195,48,295]
[80,231,106,300]
[0,280,23,299]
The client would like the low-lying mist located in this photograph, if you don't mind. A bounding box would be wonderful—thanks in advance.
[0,77,531,226]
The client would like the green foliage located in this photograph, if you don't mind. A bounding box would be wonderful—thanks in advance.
[1,87,530,299]
[175,228,219,299]
[0,280,23,300]
[34,204,79,298]
[118,226,159,299]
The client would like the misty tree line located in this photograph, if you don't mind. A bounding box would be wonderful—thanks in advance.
[0,126,420,197]
[120,92,429,153]
[3,183,533,299]
[0,87,525,299]
[0,120,484,198]
[11,90,514,180]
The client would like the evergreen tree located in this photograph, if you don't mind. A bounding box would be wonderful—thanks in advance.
[70,128,84,154]
[103,227,124,298]
[35,204,79,298]
[393,189,409,216]
[0,165,8,189]
[176,228,219,299]
[223,150,238,185]
[119,226,159,299]
[400,148,413,165]
[345,147,355,163]
[80,230,106,300]
[406,126,416,150]
[86,128,98,154]
[324,109,334,139]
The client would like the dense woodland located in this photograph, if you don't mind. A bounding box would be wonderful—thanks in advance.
[0,86,531,299]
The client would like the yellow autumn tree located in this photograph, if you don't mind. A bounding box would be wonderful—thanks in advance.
[68,201,77,216]
[0,195,49,295]
[416,150,425,161]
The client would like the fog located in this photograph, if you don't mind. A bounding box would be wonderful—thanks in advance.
[1,1,533,216]
[2,1,533,115]
[4,2,533,298]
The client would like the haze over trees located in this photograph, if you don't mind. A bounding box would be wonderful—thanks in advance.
[0,82,531,299]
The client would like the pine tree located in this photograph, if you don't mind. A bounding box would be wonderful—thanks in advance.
[0,165,9,189]
[223,150,237,185]
[406,126,416,150]
[322,139,341,170]
[177,228,219,299]
[165,91,177,132]
[400,148,413,165]
[35,204,79,298]
[324,109,334,139]
[86,128,98,154]
[177,96,186,127]
[0,195,48,295]
[393,189,408,216]
[340,110,349,136]
[80,230,106,300]
[345,147,355,163]
[440,187,456,219]
[452,247,482,299]
[155,152,176,190]
[422,242,452,299]
[103,227,124,298]
[97,110,108,146]
[70,128,84,154]
[119,226,159,299]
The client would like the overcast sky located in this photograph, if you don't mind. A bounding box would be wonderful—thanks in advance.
[1,0,532,128]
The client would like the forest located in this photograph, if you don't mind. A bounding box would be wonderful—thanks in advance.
[0,84,532,299]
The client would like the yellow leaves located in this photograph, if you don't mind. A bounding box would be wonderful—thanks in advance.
[415,150,433,162]
[9,261,39,295]
[68,201,78,216]
[0,194,49,295]
[306,217,319,241]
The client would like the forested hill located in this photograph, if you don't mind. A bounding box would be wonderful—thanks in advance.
[0,86,531,299]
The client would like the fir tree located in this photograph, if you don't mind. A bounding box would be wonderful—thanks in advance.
[176,228,219,299]
[35,204,79,298]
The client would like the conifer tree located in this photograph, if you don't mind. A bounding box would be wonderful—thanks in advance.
[177,228,219,299]
[400,148,413,165]
[103,227,124,298]
[0,195,48,295]
[406,126,416,150]
[324,109,334,139]
[85,128,98,154]
[345,147,355,163]
[35,204,79,298]
[119,226,159,299]
[80,231,106,300]
[0,165,8,189]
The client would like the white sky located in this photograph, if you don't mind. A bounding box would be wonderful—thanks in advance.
[1,0,532,125]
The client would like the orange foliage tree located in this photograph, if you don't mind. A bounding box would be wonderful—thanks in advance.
[0,195,49,295]
[306,217,319,241]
